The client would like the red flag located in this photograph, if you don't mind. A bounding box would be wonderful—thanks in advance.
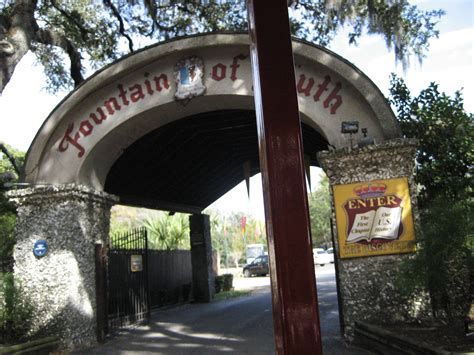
[223,216,228,237]
[241,216,247,235]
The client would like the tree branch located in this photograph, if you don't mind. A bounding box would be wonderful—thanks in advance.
[103,0,134,53]
[35,28,84,86]
[0,142,22,177]
[50,0,89,41]
[0,0,38,94]
[154,20,176,33]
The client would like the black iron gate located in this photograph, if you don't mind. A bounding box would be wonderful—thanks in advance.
[107,227,150,329]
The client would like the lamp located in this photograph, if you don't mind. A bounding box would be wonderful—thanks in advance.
[358,128,375,147]
[341,121,359,150]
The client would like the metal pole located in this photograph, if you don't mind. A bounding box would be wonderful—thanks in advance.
[94,243,108,342]
[247,1,323,353]
[144,227,151,323]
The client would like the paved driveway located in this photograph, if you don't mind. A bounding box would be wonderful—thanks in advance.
[75,264,372,354]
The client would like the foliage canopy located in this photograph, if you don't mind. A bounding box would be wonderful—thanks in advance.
[206,209,266,267]
[389,75,473,205]
[390,76,473,321]
[110,206,190,250]
[0,144,24,273]
[0,0,443,94]
[308,172,331,248]
[143,213,190,250]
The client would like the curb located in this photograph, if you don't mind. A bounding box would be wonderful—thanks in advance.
[0,337,59,354]
[354,321,452,355]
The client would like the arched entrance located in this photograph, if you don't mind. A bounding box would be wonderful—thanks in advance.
[10,33,419,349]
[23,33,399,198]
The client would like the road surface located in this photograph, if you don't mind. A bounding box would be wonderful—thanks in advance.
[77,264,372,354]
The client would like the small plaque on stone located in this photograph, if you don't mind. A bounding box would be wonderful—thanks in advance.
[33,240,48,258]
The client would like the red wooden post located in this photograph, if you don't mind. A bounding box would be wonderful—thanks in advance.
[247,1,323,353]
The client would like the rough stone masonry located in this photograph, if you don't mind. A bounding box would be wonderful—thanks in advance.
[318,138,433,339]
[8,184,117,348]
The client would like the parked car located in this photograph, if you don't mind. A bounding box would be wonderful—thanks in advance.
[243,254,269,277]
[326,247,335,263]
[313,248,332,266]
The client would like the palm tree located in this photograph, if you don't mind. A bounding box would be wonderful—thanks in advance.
[144,213,190,250]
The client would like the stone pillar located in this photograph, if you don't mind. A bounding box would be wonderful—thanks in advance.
[317,139,432,339]
[7,184,117,349]
[189,214,214,302]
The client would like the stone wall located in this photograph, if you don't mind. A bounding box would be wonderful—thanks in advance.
[318,139,432,339]
[8,184,117,348]
[189,214,215,302]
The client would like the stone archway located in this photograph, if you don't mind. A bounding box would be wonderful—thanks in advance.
[24,33,400,202]
[9,33,418,348]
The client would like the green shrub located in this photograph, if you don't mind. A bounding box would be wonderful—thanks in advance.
[215,274,233,294]
[0,273,33,344]
[397,197,472,324]
[214,289,251,300]
[0,209,16,273]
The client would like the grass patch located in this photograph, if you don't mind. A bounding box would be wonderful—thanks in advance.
[214,289,251,300]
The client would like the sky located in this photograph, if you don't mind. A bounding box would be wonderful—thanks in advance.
[0,1,472,220]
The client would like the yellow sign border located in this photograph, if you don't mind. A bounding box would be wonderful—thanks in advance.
[333,177,416,259]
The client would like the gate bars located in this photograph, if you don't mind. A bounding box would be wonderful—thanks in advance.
[107,227,150,330]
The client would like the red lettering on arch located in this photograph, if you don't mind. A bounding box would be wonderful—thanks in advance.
[230,54,248,81]
[58,123,85,158]
[90,108,107,124]
[154,74,170,91]
[324,82,342,114]
[211,63,227,81]
[129,84,145,103]
[79,120,93,136]
[144,72,154,95]
[118,84,129,106]
[104,97,121,115]
[296,74,314,96]
[313,76,331,102]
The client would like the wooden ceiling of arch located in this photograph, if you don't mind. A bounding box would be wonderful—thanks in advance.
[104,109,327,213]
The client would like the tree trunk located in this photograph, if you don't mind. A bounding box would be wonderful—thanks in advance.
[0,0,38,95]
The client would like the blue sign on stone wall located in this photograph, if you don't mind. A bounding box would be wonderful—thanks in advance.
[33,240,48,258]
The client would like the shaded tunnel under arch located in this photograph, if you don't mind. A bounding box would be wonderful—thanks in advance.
[104,109,329,213]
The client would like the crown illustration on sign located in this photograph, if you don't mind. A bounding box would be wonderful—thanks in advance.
[354,182,387,198]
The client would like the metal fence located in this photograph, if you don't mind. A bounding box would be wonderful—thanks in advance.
[107,227,150,329]
[148,250,192,308]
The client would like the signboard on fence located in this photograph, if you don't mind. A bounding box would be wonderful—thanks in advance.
[130,255,143,272]
[333,177,415,259]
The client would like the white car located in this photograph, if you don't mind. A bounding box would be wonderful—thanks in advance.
[326,247,335,263]
[313,248,332,266]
